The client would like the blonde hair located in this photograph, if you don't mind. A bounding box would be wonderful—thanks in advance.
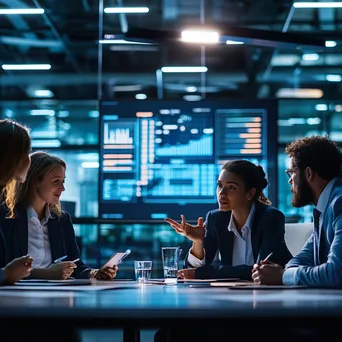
[0,119,31,195]
[5,151,66,218]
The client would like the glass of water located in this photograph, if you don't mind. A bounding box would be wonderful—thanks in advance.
[134,261,152,283]
[161,247,180,284]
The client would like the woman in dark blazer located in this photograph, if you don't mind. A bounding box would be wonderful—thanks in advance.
[1,151,117,280]
[165,159,292,280]
[0,119,33,284]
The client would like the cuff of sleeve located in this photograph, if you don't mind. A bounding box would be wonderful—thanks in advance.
[282,267,298,285]
[0,269,6,285]
[187,248,206,268]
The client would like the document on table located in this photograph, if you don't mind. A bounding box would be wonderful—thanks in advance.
[0,285,117,291]
[17,279,93,286]
[228,284,308,290]
[144,278,241,285]
[180,278,240,285]
[4,279,140,291]
[210,282,308,289]
[210,281,253,287]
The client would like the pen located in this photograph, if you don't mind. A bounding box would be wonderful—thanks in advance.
[70,258,80,263]
[262,252,273,263]
[54,255,67,263]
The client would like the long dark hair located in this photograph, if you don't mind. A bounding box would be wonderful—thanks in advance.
[222,160,271,205]
[0,119,30,195]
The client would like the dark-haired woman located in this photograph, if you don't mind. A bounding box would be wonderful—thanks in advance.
[165,159,292,280]
[0,119,33,284]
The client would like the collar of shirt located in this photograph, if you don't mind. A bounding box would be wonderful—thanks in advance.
[27,205,53,226]
[227,202,256,237]
[316,177,338,215]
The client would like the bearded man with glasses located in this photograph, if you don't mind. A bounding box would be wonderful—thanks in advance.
[252,135,342,288]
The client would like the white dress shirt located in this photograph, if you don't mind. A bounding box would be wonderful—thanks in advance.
[27,205,53,268]
[188,203,256,267]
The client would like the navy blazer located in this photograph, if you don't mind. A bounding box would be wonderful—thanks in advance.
[0,226,6,283]
[284,178,342,287]
[0,206,91,279]
[185,202,292,280]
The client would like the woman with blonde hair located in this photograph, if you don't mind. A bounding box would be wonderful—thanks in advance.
[1,151,117,280]
[0,119,33,284]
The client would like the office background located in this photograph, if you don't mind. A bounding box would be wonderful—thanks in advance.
[1,0,342,277]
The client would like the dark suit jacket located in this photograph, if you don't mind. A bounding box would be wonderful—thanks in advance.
[0,226,6,283]
[185,202,292,280]
[0,206,91,279]
[284,177,342,287]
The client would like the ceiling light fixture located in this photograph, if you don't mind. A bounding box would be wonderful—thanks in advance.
[33,89,54,98]
[325,40,337,47]
[161,66,208,73]
[181,30,219,44]
[276,88,323,98]
[135,93,147,100]
[81,162,100,169]
[2,64,51,70]
[186,86,197,92]
[104,7,149,13]
[29,109,55,116]
[99,39,152,45]
[326,74,342,82]
[302,53,320,61]
[113,85,142,92]
[315,104,328,111]
[294,2,342,8]
[226,40,244,44]
[183,95,202,101]
[0,8,44,14]
[31,139,61,148]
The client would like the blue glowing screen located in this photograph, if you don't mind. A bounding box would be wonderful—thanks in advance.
[99,100,277,221]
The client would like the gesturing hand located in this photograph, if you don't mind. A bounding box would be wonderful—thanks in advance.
[165,215,205,243]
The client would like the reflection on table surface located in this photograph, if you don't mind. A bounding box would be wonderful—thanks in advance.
[1,281,342,319]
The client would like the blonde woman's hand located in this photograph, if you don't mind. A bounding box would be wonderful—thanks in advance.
[46,261,77,280]
[94,265,118,280]
[165,215,205,243]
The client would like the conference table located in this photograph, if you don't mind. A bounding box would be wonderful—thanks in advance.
[0,279,342,342]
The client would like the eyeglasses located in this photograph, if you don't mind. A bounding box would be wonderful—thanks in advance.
[285,169,294,179]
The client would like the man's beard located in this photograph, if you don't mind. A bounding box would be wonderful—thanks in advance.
[291,173,314,208]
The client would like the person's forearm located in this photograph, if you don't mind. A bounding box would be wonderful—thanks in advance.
[190,241,204,260]
[0,268,6,284]
[29,268,48,279]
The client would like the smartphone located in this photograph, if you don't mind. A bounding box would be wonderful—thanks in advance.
[102,251,130,268]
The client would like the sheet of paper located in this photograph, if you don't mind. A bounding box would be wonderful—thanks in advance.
[210,281,254,287]
[0,290,87,297]
[229,284,308,290]
[17,279,93,286]
[180,278,240,283]
[0,284,131,291]
[210,282,308,289]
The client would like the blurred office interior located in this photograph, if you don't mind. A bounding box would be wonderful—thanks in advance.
[1,0,342,278]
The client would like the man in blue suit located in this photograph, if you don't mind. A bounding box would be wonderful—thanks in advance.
[252,135,342,287]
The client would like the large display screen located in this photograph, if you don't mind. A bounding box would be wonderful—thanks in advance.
[99,100,277,221]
